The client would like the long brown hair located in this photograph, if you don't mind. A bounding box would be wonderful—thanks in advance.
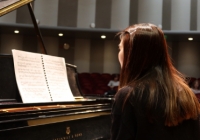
[118,23,200,126]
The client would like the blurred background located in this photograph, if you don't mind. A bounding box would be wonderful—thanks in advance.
[0,0,200,78]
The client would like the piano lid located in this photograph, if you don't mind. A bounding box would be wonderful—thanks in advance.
[0,0,33,17]
[0,0,47,54]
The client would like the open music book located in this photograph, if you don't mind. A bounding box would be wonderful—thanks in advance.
[12,50,75,103]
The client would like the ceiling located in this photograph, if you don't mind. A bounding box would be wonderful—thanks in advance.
[0,23,200,42]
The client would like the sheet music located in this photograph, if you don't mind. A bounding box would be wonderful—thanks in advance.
[12,50,51,103]
[12,50,74,103]
[42,54,74,101]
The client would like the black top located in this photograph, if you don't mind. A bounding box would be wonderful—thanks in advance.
[111,86,200,140]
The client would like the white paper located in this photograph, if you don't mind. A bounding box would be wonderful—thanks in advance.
[42,54,74,101]
[12,50,74,103]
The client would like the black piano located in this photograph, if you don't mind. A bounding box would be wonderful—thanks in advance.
[0,1,113,140]
[0,55,112,140]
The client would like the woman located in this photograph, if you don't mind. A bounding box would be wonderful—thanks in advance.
[111,23,200,140]
[191,79,200,94]
[105,75,119,96]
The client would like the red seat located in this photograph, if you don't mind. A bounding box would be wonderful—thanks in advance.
[101,73,112,83]
[90,73,101,78]
[94,89,105,96]
[187,77,196,87]
[195,93,200,100]
[78,73,120,96]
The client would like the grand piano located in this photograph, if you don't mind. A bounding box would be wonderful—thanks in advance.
[0,1,113,140]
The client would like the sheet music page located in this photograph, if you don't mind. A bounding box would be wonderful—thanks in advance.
[12,50,52,103]
[42,54,74,101]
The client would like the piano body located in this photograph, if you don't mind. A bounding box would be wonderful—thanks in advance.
[0,1,113,140]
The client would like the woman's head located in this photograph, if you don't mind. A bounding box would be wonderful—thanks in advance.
[192,79,200,89]
[118,23,173,87]
[118,23,200,127]
[113,75,119,81]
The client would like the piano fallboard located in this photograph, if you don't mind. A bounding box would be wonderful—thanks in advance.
[0,115,110,140]
[0,100,112,140]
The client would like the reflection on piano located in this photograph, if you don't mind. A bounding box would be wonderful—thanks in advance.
[0,2,113,140]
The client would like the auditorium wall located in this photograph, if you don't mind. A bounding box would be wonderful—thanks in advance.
[0,0,200,77]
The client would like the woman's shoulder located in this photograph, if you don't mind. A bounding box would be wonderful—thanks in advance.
[117,86,132,93]
[115,84,149,103]
[115,86,133,100]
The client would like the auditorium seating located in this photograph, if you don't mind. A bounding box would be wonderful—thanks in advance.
[78,74,200,99]
[195,93,200,100]
[186,77,196,87]
[78,73,119,96]
[186,77,200,100]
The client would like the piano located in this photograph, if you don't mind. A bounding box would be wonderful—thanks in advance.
[0,1,113,140]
